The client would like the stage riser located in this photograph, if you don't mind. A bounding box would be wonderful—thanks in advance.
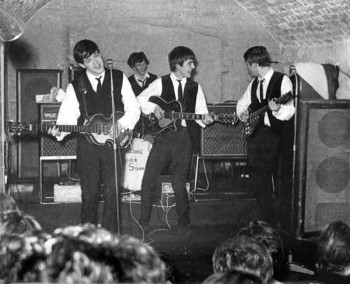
[20,199,259,234]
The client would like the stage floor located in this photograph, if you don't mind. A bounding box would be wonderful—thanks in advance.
[9,162,317,283]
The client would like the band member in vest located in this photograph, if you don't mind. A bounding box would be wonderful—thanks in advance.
[137,46,212,235]
[236,46,295,227]
[48,39,140,233]
[127,51,157,138]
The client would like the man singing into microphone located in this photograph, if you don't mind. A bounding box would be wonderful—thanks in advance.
[49,39,140,233]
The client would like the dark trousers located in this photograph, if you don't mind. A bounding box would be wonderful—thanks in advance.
[139,128,193,227]
[77,137,122,234]
[247,126,282,225]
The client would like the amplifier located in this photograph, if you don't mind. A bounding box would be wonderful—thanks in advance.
[201,103,247,158]
[39,103,77,157]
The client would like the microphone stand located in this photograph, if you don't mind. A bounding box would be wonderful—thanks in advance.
[286,66,314,276]
[290,65,299,238]
[107,59,121,235]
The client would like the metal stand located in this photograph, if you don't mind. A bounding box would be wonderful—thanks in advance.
[107,59,121,235]
[289,65,300,237]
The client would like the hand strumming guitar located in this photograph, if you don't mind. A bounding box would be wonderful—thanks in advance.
[268,98,281,112]
[154,105,165,120]
[48,126,61,137]
[202,113,214,125]
[239,110,250,122]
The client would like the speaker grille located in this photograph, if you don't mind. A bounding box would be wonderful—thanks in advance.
[40,104,77,157]
[201,104,246,158]
[41,134,77,156]
[297,101,350,234]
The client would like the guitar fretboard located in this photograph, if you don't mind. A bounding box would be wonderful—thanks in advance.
[249,91,293,122]
[27,123,107,134]
[165,112,214,120]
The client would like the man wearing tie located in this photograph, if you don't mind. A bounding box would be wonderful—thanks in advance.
[236,46,295,227]
[137,46,212,235]
[49,39,140,233]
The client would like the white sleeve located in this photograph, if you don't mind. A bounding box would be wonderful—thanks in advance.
[117,74,141,130]
[137,78,162,114]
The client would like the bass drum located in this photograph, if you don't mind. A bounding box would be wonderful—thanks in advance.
[122,138,152,191]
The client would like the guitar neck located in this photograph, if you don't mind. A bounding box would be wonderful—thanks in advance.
[29,123,95,134]
[250,92,292,121]
[250,105,269,120]
[165,112,215,121]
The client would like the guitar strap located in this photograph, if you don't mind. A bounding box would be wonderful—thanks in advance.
[78,75,90,121]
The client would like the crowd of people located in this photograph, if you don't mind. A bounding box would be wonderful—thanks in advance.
[1,192,350,283]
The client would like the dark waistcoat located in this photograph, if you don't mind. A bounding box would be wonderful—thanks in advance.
[128,73,157,96]
[160,74,200,150]
[249,72,292,136]
[72,69,124,125]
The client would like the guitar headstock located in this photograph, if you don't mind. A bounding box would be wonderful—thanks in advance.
[8,121,30,134]
[217,113,238,124]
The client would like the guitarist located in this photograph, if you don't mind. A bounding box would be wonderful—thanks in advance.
[236,46,295,229]
[48,39,140,234]
[137,46,212,235]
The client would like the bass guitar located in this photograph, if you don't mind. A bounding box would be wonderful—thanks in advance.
[9,111,133,148]
[143,96,238,135]
[244,91,293,138]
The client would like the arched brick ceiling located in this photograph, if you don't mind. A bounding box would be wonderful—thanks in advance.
[0,0,50,22]
[235,0,350,46]
[1,0,349,47]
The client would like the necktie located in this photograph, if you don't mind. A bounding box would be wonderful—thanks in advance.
[259,79,264,102]
[177,79,183,102]
[96,76,102,94]
[138,79,146,87]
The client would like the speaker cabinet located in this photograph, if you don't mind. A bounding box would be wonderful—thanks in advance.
[295,100,350,235]
[39,104,77,157]
[201,103,246,158]
[16,69,62,178]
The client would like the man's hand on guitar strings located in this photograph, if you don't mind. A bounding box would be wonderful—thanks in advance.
[154,105,164,120]
[239,110,250,122]
[202,113,214,125]
[48,125,61,137]
[268,99,281,112]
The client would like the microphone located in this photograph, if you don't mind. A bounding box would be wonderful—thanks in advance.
[107,59,113,69]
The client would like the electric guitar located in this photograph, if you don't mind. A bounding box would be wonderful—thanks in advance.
[143,96,238,135]
[9,111,133,148]
[244,91,293,138]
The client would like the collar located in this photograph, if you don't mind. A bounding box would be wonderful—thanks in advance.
[86,70,105,83]
[259,68,274,83]
[170,72,187,84]
[134,72,150,82]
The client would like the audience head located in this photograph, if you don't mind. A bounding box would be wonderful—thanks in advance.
[317,220,350,275]
[0,192,20,222]
[212,235,273,284]
[49,223,166,283]
[168,46,196,72]
[238,220,284,264]
[0,231,52,283]
[203,270,263,284]
[0,211,42,236]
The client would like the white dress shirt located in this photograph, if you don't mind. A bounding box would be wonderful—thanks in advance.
[236,69,295,126]
[137,72,209,128]
[56,69,140,140]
